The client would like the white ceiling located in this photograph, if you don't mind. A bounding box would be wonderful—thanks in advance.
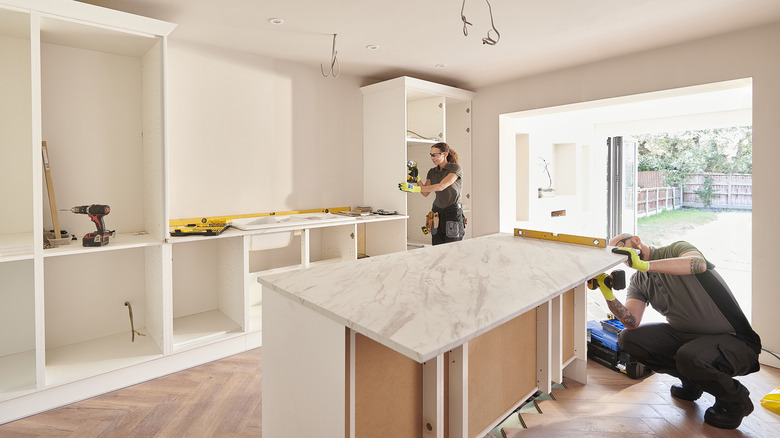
[78,0,780,90]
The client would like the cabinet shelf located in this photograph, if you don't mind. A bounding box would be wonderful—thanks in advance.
[45,331,162,388]
[42,232,160,257]
[0,233,34,261]
[172,309,243,351]
[406,138,439,144]
[0,350,36,402]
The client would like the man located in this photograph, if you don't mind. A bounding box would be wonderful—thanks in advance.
[592,234,761,429]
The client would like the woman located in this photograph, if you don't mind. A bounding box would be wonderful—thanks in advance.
[399,142,465,245]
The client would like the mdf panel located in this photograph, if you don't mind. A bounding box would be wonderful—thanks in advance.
[562,289,575,361]
[355,333,422,438]
[467,309,537,437]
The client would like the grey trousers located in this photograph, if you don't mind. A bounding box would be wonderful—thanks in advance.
[618,323,758,406]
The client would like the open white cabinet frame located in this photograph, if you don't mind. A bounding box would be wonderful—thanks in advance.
[362,77,475,248]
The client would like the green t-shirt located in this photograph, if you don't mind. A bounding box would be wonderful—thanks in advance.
[426,163,462,209]
[626,241,735,335]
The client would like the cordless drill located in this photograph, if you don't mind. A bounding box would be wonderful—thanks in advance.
[406,160,419,183]
[66,204,113,247]
[587,269,626,291]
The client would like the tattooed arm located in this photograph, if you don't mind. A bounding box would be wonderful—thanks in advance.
[645,250,707,275]
[606,298,647,330]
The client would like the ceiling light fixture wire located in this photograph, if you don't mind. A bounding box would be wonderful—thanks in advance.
[460,0,501,45]
[481,0,500,45]
[461,0,472,36]
[321,33,340,77]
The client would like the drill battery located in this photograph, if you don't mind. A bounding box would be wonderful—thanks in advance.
[83,230,112,247]
[587,319,651,379]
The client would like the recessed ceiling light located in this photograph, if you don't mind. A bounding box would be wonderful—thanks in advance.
[268,18,284,25]
[435,63,447,68]
[366,44,379,50]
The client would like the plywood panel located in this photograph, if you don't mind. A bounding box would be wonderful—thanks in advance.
[468,309,537,437]
[355,333,422,438]
[562,289,575,361]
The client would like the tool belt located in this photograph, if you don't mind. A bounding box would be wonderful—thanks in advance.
[422,211,439,235]
[423,203,465,239]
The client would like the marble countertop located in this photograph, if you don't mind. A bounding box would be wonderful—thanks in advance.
[259,233,625,363]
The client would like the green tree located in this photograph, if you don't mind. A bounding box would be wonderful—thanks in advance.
[636,126,752,185]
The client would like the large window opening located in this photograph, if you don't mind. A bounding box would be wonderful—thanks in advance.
[499,79,753,321]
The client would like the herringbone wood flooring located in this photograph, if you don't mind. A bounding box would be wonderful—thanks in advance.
[0,349,262,437]
[1,348,778,437]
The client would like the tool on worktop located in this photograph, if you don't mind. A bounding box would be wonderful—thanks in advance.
[41,141,71,247]
[168,207,351,228]
[406,160,419,183]
[62,204,114,247]
[514,228,606,248]
[170,218,231,236]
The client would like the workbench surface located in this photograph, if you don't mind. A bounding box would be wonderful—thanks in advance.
[259,232,625,362]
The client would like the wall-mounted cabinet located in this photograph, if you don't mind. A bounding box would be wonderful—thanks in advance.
[362,77,475,248]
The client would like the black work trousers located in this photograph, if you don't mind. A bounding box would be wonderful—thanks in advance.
[618,323,758,407]
[431,203,464,246]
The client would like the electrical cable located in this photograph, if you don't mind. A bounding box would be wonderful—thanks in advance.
[481,0,500,45]
[460,0,500,45]
[321,33,340,78]
[461,0,472,36]
[763,348,780,361]
[406,130,440,141]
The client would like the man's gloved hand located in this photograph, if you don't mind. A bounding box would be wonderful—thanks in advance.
[612,247,649,272]
[592,273,615,300]
[398,182,421,193]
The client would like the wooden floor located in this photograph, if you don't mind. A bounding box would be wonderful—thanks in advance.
[1,348,778,437]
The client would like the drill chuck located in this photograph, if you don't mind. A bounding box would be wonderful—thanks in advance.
[70,204,110,215]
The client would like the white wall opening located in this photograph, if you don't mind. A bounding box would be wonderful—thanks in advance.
[498,78,753,320]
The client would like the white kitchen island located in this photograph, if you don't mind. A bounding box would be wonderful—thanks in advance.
[259,232,625,438]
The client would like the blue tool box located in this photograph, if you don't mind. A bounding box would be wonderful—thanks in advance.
[587,319,651,379]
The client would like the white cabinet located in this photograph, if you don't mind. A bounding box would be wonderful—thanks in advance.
[0,3,421,424]
[166,214,407,357]
[0,0,175,423]
[362,77,475,247]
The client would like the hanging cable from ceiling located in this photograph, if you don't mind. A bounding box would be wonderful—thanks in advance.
[460,0,501,45]
[321,33,340,77]
[481,0,500,45]
[461,0,472,36]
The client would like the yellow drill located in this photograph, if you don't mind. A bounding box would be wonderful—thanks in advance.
[406,160,419,183]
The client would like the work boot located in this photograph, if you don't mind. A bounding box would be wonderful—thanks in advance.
[670,379,703,402]
[704,383,753,429]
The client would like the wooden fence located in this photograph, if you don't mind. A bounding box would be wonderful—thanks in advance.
[637,187,681,217]
[637,171,753,210]
[682,173,752,209]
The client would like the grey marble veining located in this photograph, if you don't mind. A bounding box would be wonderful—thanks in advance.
[259,233,625,363]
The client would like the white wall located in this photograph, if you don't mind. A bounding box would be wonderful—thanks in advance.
[166,40,365,220]
[472,21,780,366]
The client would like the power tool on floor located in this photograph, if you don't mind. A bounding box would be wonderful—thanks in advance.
[63,204,115,247]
